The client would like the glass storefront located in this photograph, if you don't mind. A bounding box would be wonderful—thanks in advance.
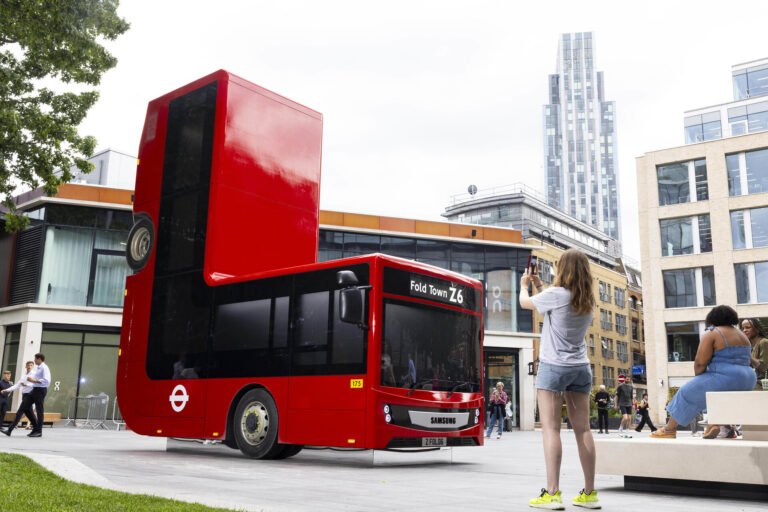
[39,327,120,418]
[484,349,519,428]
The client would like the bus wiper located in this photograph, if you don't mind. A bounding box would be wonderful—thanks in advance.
[446,381,471,398]
[407,379,435,396]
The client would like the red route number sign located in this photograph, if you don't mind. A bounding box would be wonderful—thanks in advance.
[618,374,626,384]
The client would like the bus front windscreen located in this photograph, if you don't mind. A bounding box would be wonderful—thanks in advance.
[381,298,482,393]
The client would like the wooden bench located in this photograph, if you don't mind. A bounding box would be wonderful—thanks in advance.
[594,391,768,500]
[3,412,61,428]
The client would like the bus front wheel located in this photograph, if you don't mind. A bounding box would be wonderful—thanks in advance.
[233,389,282,459]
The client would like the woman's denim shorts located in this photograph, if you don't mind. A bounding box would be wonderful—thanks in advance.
[535,362,592,394]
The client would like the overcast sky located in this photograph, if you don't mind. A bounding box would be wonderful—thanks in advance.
[79,0,768,260]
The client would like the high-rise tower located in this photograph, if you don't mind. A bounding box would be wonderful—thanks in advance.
[543,32,620,241]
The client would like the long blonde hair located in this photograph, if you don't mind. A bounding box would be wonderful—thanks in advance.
[553,249,594,315]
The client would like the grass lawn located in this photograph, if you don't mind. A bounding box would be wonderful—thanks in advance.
[0,453,243,511]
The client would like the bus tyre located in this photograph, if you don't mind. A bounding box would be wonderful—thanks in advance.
[126,213,154,271]
[233,389,282,459]
[272,444,303,459]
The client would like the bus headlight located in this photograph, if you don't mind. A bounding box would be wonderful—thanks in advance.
[385,414,392,423]
[383,404,390,414]
[475,408,480,417]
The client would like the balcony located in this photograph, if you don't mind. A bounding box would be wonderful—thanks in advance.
[600,321,613,331]
[617,353,628,363]
[601,349,614,359]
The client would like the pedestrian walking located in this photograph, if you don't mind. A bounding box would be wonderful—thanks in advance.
[634,394,657,433]
[26,353,51,438]
[594,384,609,434]
[520,248,600,509]
[614,376,634,436]
[0,361,37,436]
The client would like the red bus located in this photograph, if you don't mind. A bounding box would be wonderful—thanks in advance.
[117,71,484,459]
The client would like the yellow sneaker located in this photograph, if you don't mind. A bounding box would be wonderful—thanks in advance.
[573,488,601,509]
[529,488,564,509]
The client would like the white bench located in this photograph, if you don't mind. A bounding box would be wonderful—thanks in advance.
[595,392,768,500]
[706,391,768,441]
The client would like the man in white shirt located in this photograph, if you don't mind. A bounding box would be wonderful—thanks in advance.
[25,353,51,438]
[1,361,37,436]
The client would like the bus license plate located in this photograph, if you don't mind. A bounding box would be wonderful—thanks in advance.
[422,437,447,447]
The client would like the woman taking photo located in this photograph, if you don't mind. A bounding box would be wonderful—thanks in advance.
[520,249,599,509]
[651,305,756,439]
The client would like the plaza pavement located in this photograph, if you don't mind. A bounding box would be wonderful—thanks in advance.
[0,425,764,511]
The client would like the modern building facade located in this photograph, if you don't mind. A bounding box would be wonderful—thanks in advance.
[637,129,768,425]
[684,58,768,144]
[443,184,645,397]
[544,31,621,241]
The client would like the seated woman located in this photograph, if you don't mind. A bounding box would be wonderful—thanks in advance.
[652,305,756,439]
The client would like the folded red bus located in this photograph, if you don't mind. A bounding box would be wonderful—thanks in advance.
[116,71,484,459]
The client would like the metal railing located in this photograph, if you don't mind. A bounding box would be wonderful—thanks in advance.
[64,393,110,429]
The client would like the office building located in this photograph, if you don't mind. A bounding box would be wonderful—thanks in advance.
[638,91,768,423]
[544,32,620,241]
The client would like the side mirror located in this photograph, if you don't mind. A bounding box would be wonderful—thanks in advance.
[339,288,367,329]
[337,270,359,287]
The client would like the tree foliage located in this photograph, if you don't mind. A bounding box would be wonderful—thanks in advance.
[1,0,129,231]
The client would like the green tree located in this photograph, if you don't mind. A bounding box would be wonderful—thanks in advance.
[1,0,129,232]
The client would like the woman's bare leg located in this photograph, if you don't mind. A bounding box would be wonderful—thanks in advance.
[537,389,563,494]
[565,391,595,494]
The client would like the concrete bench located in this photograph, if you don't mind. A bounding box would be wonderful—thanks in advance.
[3,412,61,427]
[706,391,768,441]
[595,436,768,499]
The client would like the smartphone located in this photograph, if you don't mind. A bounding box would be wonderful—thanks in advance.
[526,254,538,275]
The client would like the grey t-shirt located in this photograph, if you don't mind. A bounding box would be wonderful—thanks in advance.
[531,287,592,366]
[616,383,634,407]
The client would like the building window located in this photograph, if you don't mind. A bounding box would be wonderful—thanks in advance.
[601,337,614,359]
[684,113,722,144]
[600,309,614,330]
[602,366,615,388]
[728,100,768,136]
[616,341,628,363]
[598,281,611,302]
[589,334,595,356]
[733,66,768,100]
[614,287,625,308]
[37,226,131,308]
[631,318,639,341]
[727,148,768,196]
[538,258,555,284]
[590,364,596,385]
[616,314,627,335]
[666,322,703,362]
[660,215,712,256]
[735,261,768,304]
[731,207,768,250]
[656,159,708,205]
[662,267,716,308]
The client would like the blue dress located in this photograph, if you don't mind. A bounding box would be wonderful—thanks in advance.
[666,327,756,426]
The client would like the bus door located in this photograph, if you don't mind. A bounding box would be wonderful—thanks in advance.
[286,266,370,447]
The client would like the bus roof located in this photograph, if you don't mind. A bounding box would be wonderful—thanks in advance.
[206,253,483,290]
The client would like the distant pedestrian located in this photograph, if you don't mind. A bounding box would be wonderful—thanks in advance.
[594,384,610,434]
[652,306,756,439]
[520,248,600,509]
[25,353,51,438]
[741,318,768,389]
[0,361,37,436]
[614,376,634,436]
[634,394,657,433]
[0,371,12,426]
[485,382,507,439]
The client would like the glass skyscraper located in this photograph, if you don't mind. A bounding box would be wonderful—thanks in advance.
[543,32,620,241]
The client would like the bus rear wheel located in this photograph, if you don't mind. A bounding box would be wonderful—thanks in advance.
[233,389,282,459]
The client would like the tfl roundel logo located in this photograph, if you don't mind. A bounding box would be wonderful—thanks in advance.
[169,384,189,412]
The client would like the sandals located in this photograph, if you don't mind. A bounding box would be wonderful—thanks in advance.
[702,425,720,439]
[650,429,676,439]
